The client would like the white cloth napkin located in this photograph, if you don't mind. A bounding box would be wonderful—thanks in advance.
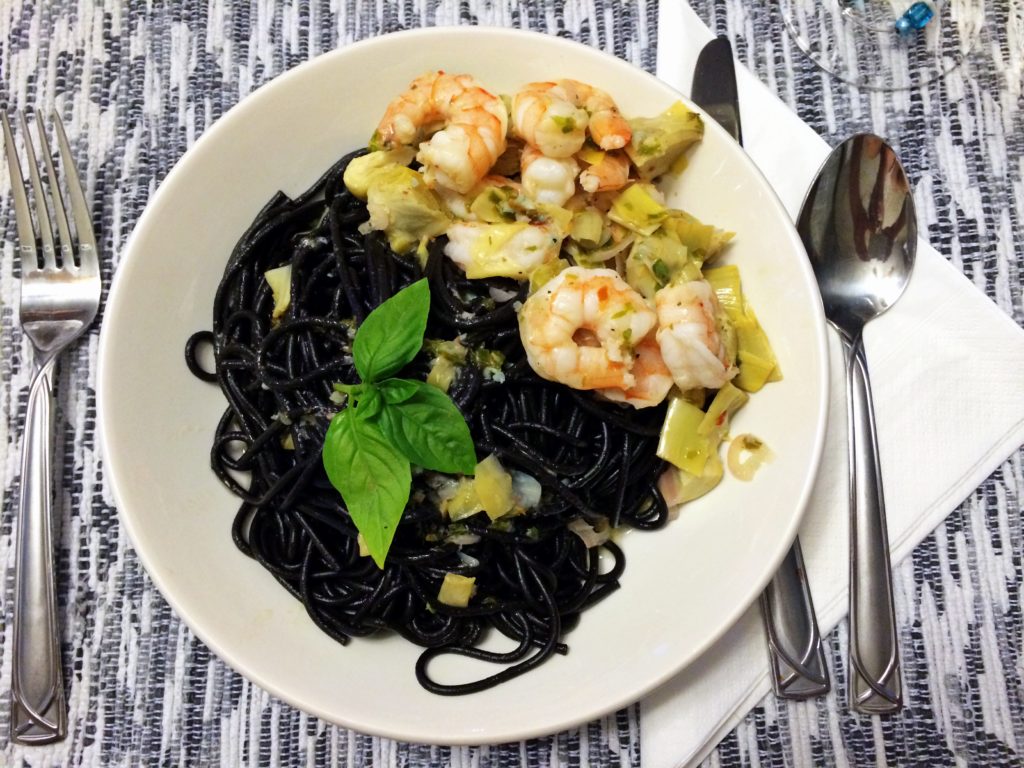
[642,3,1024,767]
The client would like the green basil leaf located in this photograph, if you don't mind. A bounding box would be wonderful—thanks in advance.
[374,380,477,475]
[354,384,383,420]
[378,378,420,405]
[322,409,411,568]
[353,279,430,382]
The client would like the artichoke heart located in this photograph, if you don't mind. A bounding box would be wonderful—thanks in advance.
[364,165,450,255]
[625,101,704,181]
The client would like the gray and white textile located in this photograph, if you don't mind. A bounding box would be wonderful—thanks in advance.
[0,1,1021,766]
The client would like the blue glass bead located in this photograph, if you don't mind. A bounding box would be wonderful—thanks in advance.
[896,2,934,37]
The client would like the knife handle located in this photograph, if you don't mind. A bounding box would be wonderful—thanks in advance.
[759,538,831,699]
[844,333,902,714]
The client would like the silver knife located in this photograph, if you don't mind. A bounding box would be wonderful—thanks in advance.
[690,35,831,701]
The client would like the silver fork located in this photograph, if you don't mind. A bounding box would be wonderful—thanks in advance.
[2,112,100,745]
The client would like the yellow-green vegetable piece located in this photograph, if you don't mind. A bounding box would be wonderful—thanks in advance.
[469,183,521,224]
[734,307,782,392]
[425,338,468,391]
[676,387,706,408]
[625,101,704,181]
[443,479,483,520]
[474,454,515,521]
[529,257,569,292]
[698,381,749,438]
[426,339,470,362]
[703,266,781,391]
[364,166,450,255]
[471,347,506,372]
[717,312,739,369]
[625,227,702,299]
[264,264,292,320]
[734,349,776,393]
[608,183,668,236]
[534,203,573,233]
[462,221,559,280]
[736,307,778,367]
[427,356,458,391]
[662,450,724,505]
[703,265,744,320]
[438,573,476,607]
[342,147,416,199]
[664,211,733,263]
[570,208,606,247]
[656,397,714,475]
[577,145,605,165]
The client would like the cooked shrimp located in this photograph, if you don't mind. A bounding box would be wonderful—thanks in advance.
[555,79,632,150]
[655,280,737,391]
[512,79,632,157]
[579,150,631,194]
[512,81,589,158]
[521,145,579,206]
[374,71,508,194]
[519,266,657,390]
[444,219,563,279]
[600,335,674,408]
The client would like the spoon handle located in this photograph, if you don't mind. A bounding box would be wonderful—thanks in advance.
[844,334,902,714]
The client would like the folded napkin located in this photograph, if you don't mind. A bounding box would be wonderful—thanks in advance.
[641,3,1024,767]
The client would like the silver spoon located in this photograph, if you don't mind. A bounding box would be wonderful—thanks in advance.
[797,133,916,714]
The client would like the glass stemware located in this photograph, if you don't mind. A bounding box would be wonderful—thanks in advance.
[778,0,984,90]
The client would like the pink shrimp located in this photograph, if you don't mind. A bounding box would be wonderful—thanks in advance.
[600,335,674,408]
[655,280,737,391]
[374,71,508,194]
[512,79,632,158]
[519,266,657,391]
[520,144,579,206]
[578,150,632,194]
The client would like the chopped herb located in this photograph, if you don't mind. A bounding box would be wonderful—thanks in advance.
[638,138,661,156]
[551,115,577,134]
[652,259,671,285]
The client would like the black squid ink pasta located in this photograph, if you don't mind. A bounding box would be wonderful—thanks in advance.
[185,149,671,694]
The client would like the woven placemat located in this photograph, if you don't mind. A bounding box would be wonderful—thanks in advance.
[1,1,1021,766]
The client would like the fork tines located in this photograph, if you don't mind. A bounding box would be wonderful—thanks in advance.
[2,111,97,276]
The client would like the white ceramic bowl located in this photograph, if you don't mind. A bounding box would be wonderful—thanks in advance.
[98,27,828,745]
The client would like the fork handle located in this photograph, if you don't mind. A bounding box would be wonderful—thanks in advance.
[759,537,831,699]
[844,333,902,715]
[12,359,68,744]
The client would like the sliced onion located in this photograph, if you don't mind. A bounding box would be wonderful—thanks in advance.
[427,475,460,501]
[489,285,520,303]
[658,469,683,518]
[456,549,481,566]
[567,517,611,548]
[727,434,774,481]
[511,471,542,510]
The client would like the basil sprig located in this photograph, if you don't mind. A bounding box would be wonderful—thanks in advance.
[322,279,476,568]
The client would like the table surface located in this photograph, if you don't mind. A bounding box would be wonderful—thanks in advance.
[0,1,1021,766]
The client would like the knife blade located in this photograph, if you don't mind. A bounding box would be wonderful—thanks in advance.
[690,36,743,144]
[690,35,830,701]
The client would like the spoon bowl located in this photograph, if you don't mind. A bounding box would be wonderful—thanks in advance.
[799,134,916,337]
[796,133,916,715]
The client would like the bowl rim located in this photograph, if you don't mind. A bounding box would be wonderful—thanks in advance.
[97,24,830,744]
